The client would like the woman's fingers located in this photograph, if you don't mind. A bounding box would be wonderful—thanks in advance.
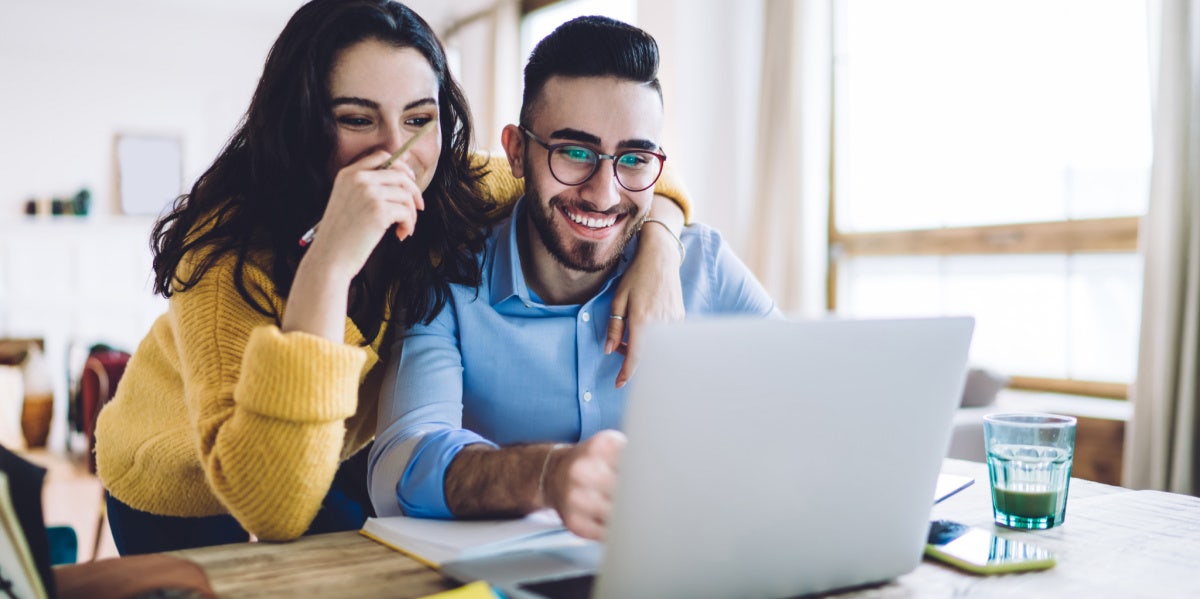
[339,161,424,228]
[605,295,629,356]
[312,153,427,271]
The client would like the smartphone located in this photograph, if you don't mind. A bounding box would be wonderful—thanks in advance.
[925,520,1056,574]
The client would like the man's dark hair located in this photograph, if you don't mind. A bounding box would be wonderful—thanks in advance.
[520,15,661,125]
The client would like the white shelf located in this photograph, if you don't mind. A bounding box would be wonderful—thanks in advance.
[0,218,167,450]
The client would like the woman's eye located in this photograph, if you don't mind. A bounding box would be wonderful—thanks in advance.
[337,116,373,128]
[405,116,435,127]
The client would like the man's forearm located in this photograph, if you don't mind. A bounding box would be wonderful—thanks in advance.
[444,443,559,517]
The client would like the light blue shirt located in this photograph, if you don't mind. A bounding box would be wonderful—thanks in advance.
[369,199,779,518]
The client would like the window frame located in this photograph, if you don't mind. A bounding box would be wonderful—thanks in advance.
[826,220,1139,401]
[826,6,1143,401]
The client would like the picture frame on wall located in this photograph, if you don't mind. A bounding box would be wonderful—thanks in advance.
[114,133,183,216]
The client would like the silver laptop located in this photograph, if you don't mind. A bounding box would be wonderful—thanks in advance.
[442,316,975,599]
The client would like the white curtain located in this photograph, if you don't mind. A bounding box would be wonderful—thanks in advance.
[439,0,521,154]
[1125,0,1200,494]
[745,0,830,317]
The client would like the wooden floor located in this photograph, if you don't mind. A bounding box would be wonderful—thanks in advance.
[19,446,119,562]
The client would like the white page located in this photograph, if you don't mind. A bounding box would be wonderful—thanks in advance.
[361,509,572,567]
[934,473,975,504]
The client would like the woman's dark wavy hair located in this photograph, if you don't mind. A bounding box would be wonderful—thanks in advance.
[150,0,493,339]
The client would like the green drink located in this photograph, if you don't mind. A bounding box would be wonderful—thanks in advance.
[984,413,1076,530]
[992,485,1062,519]
[986,445,1072,529]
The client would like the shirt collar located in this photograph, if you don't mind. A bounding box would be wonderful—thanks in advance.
[488,197,637,307]
[487,200,525,306]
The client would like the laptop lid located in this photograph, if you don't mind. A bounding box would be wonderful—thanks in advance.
[444,316,974,599]
[595,316,973,598]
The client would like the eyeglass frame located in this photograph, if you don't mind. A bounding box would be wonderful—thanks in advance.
[518,125,668,192]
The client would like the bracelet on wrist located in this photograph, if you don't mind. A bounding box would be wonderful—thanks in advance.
[640,217,686,264]
[537,443,569,507]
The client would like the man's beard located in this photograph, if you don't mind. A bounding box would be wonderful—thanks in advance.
[525,188,641,273]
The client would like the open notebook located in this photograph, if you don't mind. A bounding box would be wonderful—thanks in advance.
[361,509,576,569]
[0,472,49,599]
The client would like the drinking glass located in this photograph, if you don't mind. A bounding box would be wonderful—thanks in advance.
[984,413,1076,529]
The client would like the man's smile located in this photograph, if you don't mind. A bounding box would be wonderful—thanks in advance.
[559,205,626,236]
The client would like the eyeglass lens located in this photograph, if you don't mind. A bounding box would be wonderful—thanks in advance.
[549,145,663,192]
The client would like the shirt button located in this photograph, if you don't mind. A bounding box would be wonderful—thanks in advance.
[581,312,591,322]
[583,391,593,402]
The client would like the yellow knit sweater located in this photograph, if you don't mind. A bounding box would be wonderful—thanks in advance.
[94,154,690,541]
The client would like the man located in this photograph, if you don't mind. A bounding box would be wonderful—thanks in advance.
[369,16,779,541]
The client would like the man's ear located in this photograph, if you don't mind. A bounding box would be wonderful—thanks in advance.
[500,124,525,179]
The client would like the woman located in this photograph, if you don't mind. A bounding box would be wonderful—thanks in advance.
[94,0,689,555]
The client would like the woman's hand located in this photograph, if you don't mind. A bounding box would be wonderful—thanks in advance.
[605,196,686,388]
[308,150,426,276]
[282,151,424,341]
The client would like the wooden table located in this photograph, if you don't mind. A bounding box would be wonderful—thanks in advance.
[172,459,1200,598]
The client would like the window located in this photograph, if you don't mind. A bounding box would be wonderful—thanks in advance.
[830,0,1151,398]
[520,0,637,61]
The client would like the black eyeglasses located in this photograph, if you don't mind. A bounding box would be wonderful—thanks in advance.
[520,126,667,192]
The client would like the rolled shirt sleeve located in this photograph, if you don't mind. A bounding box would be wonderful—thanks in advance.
[369,298,496,518]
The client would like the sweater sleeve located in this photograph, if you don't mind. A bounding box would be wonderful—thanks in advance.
[173,254,367,541]
[472,151,692,222]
